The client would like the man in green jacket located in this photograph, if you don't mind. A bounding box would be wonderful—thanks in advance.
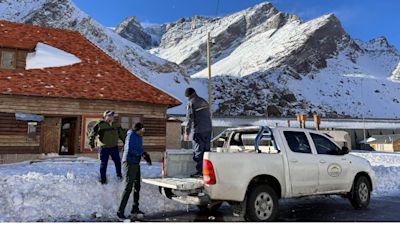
[89,110,126,184]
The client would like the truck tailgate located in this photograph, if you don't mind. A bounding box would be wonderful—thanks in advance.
[142,178,204,190]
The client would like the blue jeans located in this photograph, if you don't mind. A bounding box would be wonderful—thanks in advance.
[99,146,122,183]
[192,131,211,174]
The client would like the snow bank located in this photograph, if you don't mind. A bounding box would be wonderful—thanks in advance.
[0,158,187,222]
[25,43,81,70]
[352,152,400,196]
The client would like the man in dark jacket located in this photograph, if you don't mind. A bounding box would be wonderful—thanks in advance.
[117,122,151,220]
[89,110,126,184]
[184,88,212,178]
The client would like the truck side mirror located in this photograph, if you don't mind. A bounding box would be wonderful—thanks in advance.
[341,146,349,155]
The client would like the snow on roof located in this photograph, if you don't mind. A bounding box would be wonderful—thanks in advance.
[26,43,81,70]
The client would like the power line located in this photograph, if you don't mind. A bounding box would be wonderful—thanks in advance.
[215,0,220,16]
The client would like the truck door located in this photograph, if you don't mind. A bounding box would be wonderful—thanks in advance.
[282,131,319,196]
[309,133,351,193]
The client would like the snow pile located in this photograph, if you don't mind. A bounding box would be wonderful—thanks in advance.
[352,151,400,196]
[0,158,187,222]
[26,43,81,70]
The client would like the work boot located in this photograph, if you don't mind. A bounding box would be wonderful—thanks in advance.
[131,209,145,219]
[117,212,127,220]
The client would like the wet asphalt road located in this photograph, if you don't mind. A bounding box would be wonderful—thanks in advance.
[140,195,400,222]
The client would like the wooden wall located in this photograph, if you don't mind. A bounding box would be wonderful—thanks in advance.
[0,95,167,118]
[0,94,169,155]
[0,112,41,154]
[394,140,400,152]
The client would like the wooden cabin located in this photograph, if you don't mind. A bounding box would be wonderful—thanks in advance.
[367,134,400,152]
[0,20,181,164]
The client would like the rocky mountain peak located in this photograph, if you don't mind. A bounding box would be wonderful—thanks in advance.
[115,16,154,49]
[366,36,395,50]
[117,16,141,29]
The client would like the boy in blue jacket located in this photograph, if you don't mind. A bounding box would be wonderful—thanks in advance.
[117,122,151,220]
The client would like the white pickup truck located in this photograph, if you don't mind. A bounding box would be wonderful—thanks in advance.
[143,126,374,221]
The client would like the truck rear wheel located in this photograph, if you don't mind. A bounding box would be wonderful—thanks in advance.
[349,175,371,209]
[245,184,279,221]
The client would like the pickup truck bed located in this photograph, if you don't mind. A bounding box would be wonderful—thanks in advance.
[142,178,203,190]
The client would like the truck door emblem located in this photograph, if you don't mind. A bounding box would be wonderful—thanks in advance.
[327,163,342,177]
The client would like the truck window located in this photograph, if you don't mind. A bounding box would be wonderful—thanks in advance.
[283,131,312,154]
[310,133,342,155]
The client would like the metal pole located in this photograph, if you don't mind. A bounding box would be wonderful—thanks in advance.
[361,78,366,149]
[207,32,212,117]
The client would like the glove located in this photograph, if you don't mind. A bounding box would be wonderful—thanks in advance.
[142,152,152,166]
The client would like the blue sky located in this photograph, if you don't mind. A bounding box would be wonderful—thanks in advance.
[72,0,400,48]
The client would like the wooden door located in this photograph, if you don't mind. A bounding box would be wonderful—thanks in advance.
[40,117,61,154]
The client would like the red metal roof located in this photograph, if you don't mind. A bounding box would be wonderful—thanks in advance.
[0,20,181,107]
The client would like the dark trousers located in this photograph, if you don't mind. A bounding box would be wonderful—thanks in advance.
[118,163,141,214]
[99,146,122,183]
[192,131,211,174]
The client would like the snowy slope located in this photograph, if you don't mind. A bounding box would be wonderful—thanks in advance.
[151,3,297,75]
[192,14,338,78]
[0,0,195,114]
[149,2,400,117]
[391,63,400,80]
[0,152,400,222]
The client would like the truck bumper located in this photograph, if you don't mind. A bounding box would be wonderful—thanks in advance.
[159,187,210,206]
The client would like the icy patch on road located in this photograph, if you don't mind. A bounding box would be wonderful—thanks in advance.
[0,158,187,222]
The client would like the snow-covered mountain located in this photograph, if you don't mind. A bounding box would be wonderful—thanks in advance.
[0,0,193,113]
[2,0,400,117]
[146,2,400,118]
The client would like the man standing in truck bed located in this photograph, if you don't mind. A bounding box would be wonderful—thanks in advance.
[184,88,212,178]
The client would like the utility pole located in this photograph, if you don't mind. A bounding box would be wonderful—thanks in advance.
[361,77,366,149]
[207,32,212,116]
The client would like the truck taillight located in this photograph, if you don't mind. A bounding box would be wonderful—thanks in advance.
[203,159,216,185]
[161,157,165,177]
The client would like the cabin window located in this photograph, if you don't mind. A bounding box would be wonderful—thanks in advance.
[27,122,37,141]
[119,115,142,130]
[1,50,16,69]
